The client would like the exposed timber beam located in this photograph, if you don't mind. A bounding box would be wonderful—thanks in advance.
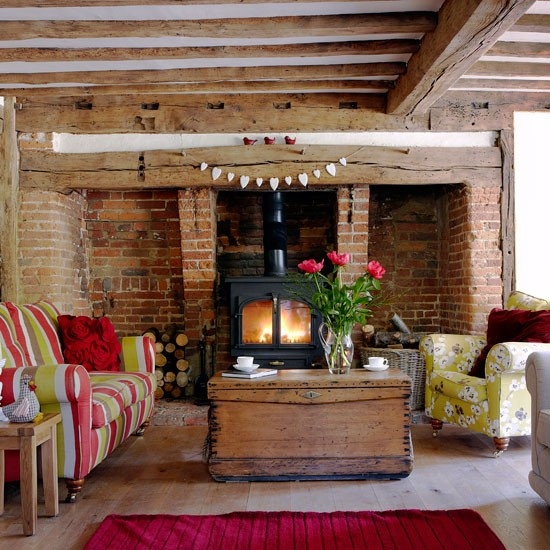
[386,0,537,116]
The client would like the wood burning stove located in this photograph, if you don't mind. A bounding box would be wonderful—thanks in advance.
[227,191,324,368]
[228,276,323,368]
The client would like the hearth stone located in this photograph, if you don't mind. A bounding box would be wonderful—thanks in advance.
[151,399,209,427]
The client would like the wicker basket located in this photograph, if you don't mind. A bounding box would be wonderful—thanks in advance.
[360,347,426,411]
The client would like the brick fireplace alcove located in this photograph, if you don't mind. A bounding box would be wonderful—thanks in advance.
[15,181,502,380]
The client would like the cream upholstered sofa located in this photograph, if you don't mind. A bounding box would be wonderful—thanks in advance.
[0,301,156,502]
[421,291,550,455]
[526,351,550,505]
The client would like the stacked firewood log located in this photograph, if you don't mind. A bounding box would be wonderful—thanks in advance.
[143,324,193,399]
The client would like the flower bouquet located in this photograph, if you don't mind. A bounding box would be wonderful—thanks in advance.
[290,252,386,373]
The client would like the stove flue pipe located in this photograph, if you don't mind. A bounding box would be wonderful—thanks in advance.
[263,192,288,277]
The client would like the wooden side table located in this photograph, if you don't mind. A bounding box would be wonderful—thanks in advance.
[0,412,61,535]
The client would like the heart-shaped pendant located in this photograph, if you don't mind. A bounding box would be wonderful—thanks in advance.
[227,172,235,182]
[200,162,208,171]
[285,176,292,185]
[339,157,347,166]
[269,177,279,190]
[298,173,308,186]
[212,167,222,180]
[325,163,336,177]
[240,175,250,188]
[256,178,263,187]
[313,169,321,179]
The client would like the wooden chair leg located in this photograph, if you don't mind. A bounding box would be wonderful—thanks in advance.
[65,478,85,503]
[431,418,443,437]
[493,437,510,457]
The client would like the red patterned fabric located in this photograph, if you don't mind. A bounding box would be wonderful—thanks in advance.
[84,510,505,550]
[470,308,550,377]
[58,315,122,372]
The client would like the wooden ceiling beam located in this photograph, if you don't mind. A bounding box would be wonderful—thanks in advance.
[2,0,370,5]
[467,60,550,78]
[386,0,537,116]
[452,78,550,91]
[511,13,550,33]
[0,13,437,41]
[0,80,395,99]
[486,41,550,58]
[0,62,406,88]
[0,39,419,64]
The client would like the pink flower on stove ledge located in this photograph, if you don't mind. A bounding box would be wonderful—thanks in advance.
[327,251,350,267]
[291,252,387,336]
[297,258,324,274]
[367,260,386,280]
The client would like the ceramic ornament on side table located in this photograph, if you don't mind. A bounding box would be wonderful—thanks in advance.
[0,357,8,422]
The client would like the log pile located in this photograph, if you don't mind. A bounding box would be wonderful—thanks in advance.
[143,325,193,399]
[362,313,430,349]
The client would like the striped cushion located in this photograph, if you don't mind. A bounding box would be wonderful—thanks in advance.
[6,301,65,366]
[0,304,28,368]
[90,371,155,428]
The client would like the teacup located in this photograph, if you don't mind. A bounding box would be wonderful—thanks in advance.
[237,356,254,368]
[368,356,389,369]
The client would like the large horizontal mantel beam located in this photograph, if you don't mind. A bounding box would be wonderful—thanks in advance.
[20,145,502,191]
[12,91,550,134]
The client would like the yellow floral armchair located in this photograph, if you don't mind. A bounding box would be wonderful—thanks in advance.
[420,291,550,456]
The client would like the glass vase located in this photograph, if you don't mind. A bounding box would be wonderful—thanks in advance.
[318,323,354,374]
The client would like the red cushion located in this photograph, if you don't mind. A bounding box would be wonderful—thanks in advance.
[470,309,550,377]
[58,315,122,372]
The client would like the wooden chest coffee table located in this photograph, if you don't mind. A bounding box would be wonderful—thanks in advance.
[207,368,412,481]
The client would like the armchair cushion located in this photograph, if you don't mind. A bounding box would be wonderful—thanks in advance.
[429,370,487,403]
[90,371,154,428]
[470,308,550,377]
[58,315,122,372]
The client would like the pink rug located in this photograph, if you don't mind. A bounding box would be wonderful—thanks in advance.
[84,509,505,549]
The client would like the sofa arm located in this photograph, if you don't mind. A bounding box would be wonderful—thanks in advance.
[120,335,155,374]
[1,364,96,481]
[486,342,550,377]
[526,351,550,412]
[1,364,92,407]
[420,333,486,374]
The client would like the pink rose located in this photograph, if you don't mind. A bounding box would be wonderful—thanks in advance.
[298,258,324,274]
[367,260,386,279]
[327,251,350,267]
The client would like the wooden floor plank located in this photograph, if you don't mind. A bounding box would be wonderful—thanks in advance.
[0,423,549,549]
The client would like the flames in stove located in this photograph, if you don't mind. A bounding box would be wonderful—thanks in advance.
[241,297,312,345]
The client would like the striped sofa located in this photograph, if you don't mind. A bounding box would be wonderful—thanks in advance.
[0,301,156,502]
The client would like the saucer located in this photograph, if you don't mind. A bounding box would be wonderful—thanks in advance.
[233,363,260,372]
[362,364,389,372]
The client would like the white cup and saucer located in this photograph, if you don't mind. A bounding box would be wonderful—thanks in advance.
[233,356,260,373]
[362,356,389,371]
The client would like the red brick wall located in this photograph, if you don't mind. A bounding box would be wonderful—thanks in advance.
[18,189,89,313]
[85,189,185,334]
[439,185,502,333]
[368,185,442,333]
[14,182,503,375]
